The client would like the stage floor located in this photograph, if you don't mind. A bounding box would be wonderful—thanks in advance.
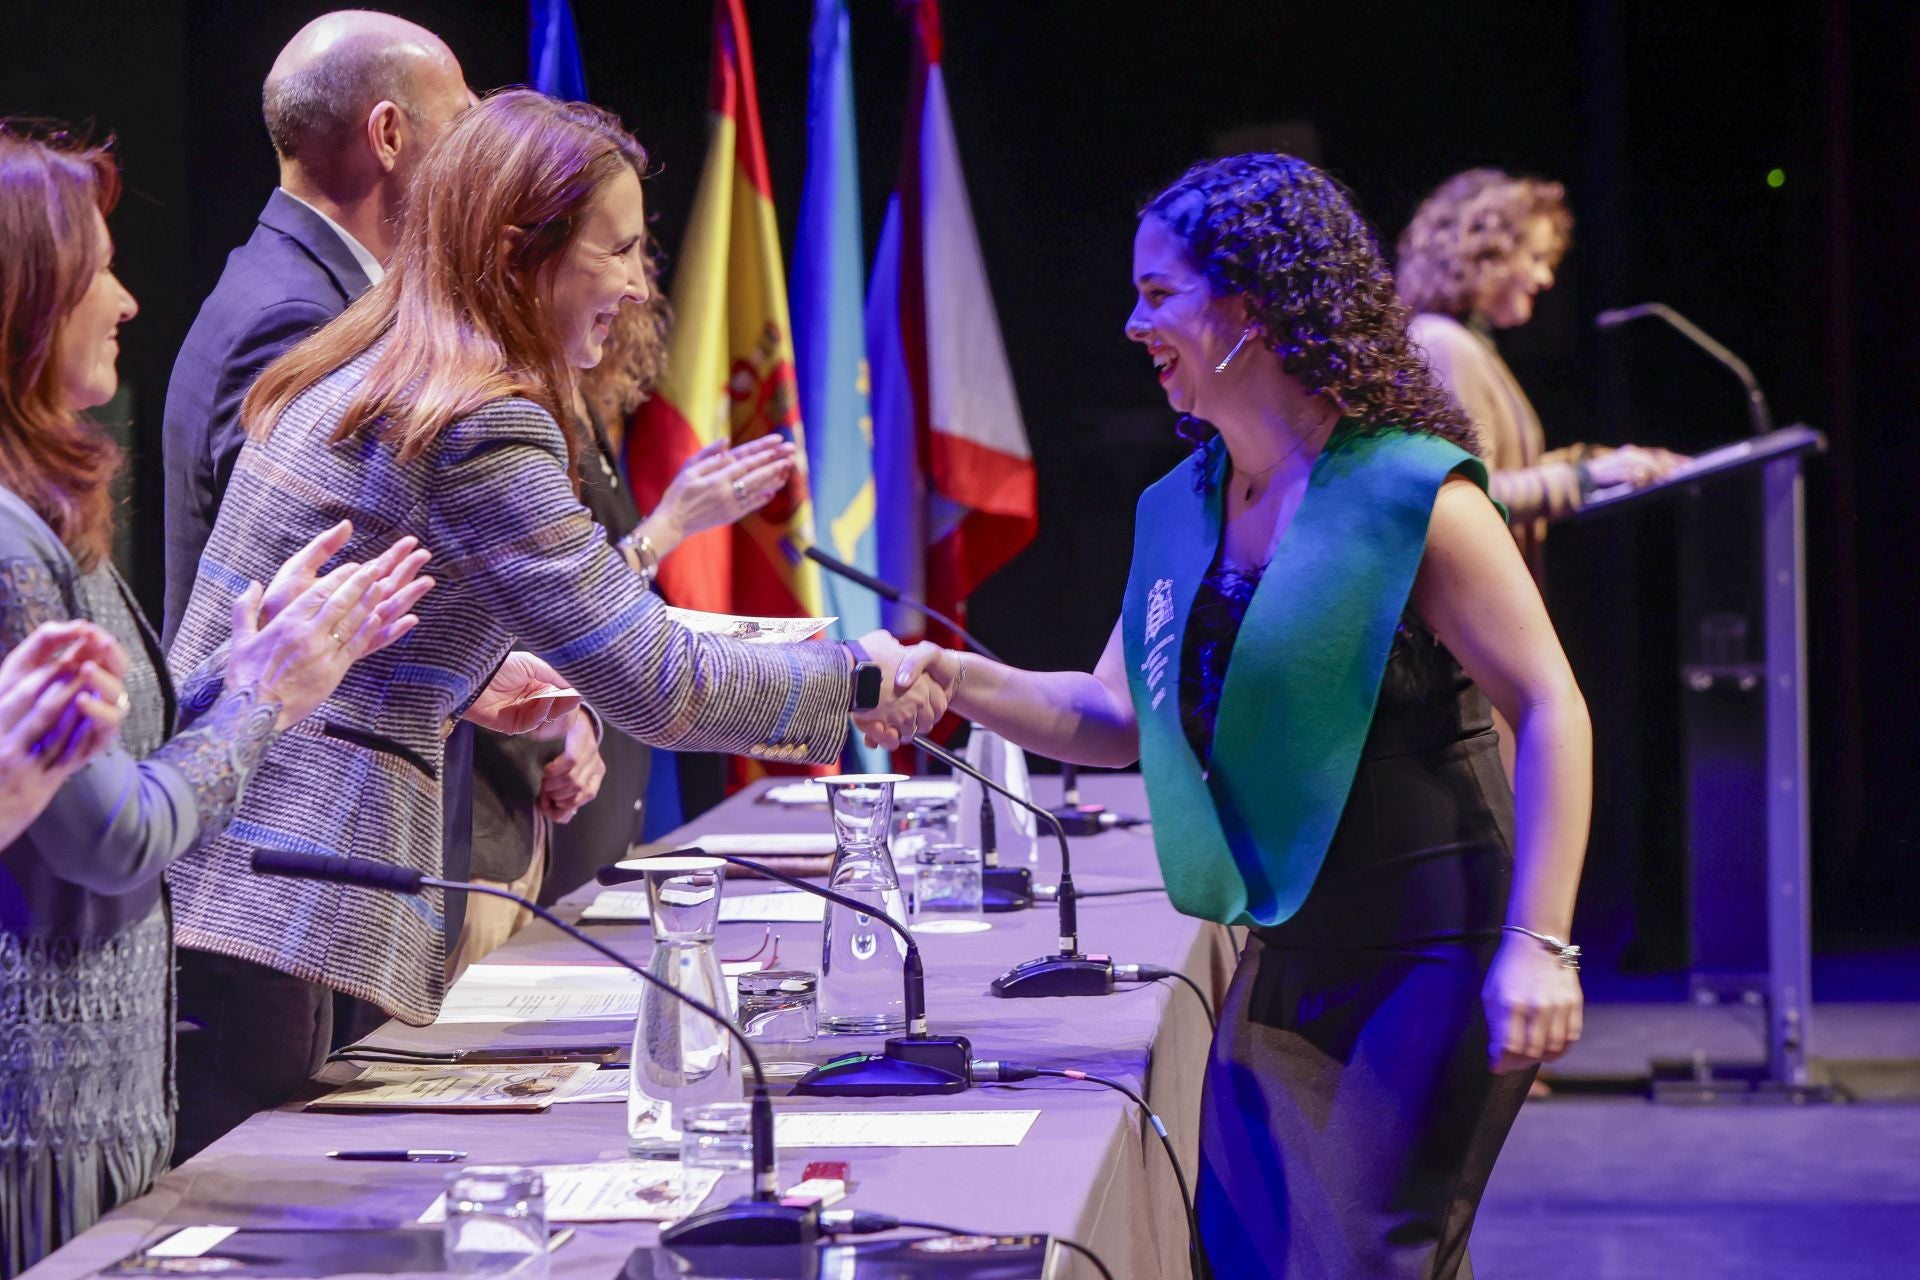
[1476,998,1920,1278]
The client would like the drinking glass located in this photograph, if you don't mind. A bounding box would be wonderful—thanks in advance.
[443,1166,547,1278]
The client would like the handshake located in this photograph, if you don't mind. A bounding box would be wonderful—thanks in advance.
[846,630,963,750]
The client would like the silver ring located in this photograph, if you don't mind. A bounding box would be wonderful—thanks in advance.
[731,478,748,504]
[330,629,346,645]
[114,691,130,713]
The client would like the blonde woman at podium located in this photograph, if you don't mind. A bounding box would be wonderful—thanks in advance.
[1398,169,1686,589]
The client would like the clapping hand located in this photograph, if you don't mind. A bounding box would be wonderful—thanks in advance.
[848,630,958,750]
[0,620,133,847]
[464,651,582,736]
[229,532,436,729]
[650,435,796,548]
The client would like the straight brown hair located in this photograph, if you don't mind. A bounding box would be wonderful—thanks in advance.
[0,124,124,571]
[243,90,648,472]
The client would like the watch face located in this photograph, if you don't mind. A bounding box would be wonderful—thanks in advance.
[853,661,883,712]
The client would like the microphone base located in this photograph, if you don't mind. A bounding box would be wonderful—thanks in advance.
[789,1034,972,1096]
[990,954,1116,999]
[981,866,1032,913]
[658,1197,820,1247]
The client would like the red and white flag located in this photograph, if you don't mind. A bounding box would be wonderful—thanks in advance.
[867,0,1036,648]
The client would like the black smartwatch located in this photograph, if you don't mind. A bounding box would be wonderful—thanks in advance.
[850,661,882,712]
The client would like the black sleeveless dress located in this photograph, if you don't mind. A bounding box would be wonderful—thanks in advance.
[1181,560,1533,1279]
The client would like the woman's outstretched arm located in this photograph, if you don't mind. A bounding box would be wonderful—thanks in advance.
[881,619,1141,768]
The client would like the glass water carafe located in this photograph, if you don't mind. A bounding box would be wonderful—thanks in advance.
[819,773,912,1035]
[627,856,741,1156]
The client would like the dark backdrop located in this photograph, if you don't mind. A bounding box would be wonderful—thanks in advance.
[6,0,1912,961]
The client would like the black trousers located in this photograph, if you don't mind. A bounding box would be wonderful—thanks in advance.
[170,949,382,1164]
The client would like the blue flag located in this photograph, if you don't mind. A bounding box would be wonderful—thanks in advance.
[794,0,884,765]
[529,0,587,99]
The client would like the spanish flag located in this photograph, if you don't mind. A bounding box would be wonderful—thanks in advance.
[626,0,823,618]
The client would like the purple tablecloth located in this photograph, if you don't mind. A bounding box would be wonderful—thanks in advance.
[26,774,1234,1280]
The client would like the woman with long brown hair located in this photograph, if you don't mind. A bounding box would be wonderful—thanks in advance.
[892,154,1592,1276]
[0,122,432,1276]
[164,90,939,1152]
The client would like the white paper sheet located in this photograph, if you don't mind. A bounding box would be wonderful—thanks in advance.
[763,780,960,806]
[657,832,839,856]
[580,889,826,924]
[307,1061,601,1110]
[418,1162,723,1223]
[773,1109,1040,1148]
[434,963,758,1026]
[663,607,836,644]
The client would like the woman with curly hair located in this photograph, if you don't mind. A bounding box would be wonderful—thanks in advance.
[1399,168,1684,586]
[893,153,1592,1276]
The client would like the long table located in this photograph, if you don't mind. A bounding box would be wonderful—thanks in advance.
[29,773,1234,1280]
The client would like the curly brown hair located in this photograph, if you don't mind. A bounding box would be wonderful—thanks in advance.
[1143,154,1477,470]
[1395,168,1572,318]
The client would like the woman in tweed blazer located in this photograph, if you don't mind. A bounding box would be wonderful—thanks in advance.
[165,91,943,1147]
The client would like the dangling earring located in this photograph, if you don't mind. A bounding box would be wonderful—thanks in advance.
[1214,326,1254,374]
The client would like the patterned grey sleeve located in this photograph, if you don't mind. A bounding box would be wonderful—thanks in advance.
[0,557,70,646]
[147,684,282,838]
[172,639,233,728]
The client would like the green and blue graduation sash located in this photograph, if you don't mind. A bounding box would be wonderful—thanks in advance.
[1120,427,1491,927]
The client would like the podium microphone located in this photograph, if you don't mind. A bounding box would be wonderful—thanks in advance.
[596,853,971,1095]
[1595,302,1773,437]
[912,735,1115,998]
[248,849,814,1248]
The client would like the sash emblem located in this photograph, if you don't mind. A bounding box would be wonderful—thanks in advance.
[1141,577,1176,710]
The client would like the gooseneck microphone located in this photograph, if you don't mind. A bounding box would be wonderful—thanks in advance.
[911,735,1116,998]
[248,849,813,1247]
[1595,302,1773,437]
[596,852,971,1095]
[803,546,1004,662]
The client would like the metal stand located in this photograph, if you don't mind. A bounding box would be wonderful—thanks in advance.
[1581,426,1832,1104]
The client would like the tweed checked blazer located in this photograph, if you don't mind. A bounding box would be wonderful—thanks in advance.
[166,347,855,1024]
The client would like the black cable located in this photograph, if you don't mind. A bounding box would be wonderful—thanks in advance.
[1052,1236,1117,1280]
[978,1063,1206,1280]
[1071,886,1167,900]
[1164,970,1218,1032]
[1114,963,1218,1031]
[820,1214,1116,1280]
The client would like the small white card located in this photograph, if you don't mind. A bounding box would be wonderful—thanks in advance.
[145,1226,239,1258]
[581,889,826,924]
[773,1109,1040,1148]
[419,1162,722,1223]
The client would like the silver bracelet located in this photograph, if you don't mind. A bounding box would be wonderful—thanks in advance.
[617,529,658,590]
[1501,924,1581,970]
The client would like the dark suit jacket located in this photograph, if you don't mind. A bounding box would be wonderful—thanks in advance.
[162,189,370,647]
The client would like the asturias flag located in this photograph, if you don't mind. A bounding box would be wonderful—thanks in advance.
[793,0,879,644]
[626,0,824,617]
[529,0,588,100]
[868,0,1037,648]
